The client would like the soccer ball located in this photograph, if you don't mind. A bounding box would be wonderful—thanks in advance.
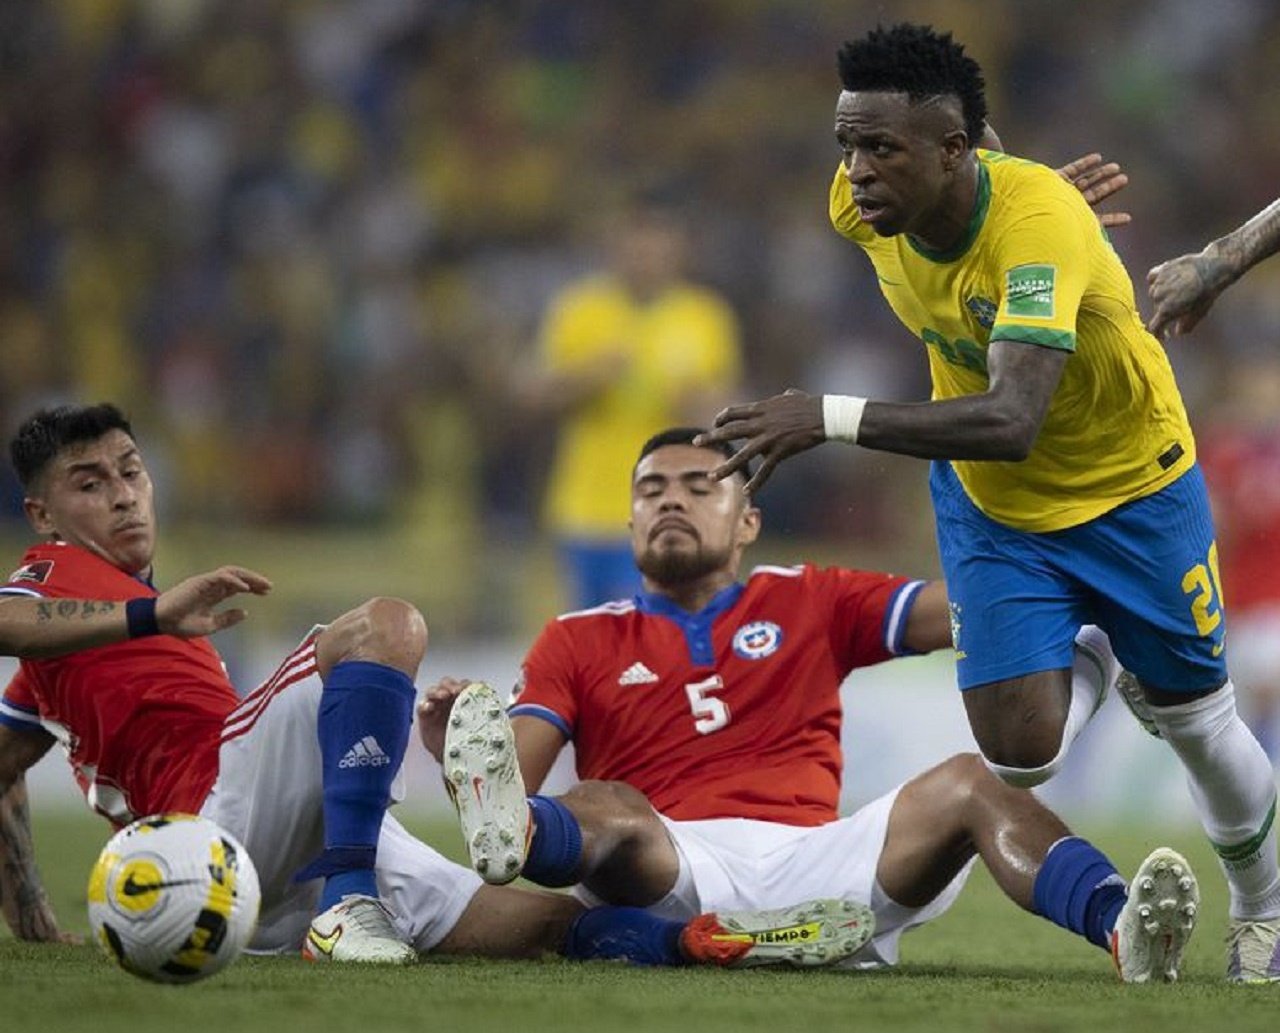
[87,813,261,984]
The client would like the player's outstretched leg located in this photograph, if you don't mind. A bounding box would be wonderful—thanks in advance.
[1110,848,1200,983]
[442,681,531,885]
[562,898,874,968]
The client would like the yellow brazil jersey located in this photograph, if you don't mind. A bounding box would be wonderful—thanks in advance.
[829,149,1195,533]
[540,276,741,537]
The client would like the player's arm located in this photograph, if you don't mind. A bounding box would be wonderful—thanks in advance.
[0,722,69,942]
[0,565,272,658]
[701,339,1067,493]
[900,580,952,654]
[511,716,567,794]
[1148,198,1280,339]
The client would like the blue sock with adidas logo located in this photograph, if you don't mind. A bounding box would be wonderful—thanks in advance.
[1032,835,1128,950]
[296,660,416,911]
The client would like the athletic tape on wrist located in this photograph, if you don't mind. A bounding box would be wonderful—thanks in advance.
[822,394,867,443]
[126,597,161,638]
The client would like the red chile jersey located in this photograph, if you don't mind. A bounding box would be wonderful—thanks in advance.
[0,542,237,825]
[509,564,923,825]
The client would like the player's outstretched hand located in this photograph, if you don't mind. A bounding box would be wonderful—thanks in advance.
[155,566,272,638]
[1146,252,1223,339]
[1056,152,1131,228]
[698,389,825,495]
[417,677,471,763]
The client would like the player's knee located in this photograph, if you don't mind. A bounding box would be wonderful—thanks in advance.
[330,596,428,672]
[562,780,661,846]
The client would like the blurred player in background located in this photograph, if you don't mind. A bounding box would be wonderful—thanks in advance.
[0,403,878,971]
[698,23,1280,982]
[520,199,742,609]
[1148,197,1280,339]
[421,428,1200,983]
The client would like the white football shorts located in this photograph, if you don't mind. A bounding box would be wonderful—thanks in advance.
[199,632,482,953]
[579,786,972,969]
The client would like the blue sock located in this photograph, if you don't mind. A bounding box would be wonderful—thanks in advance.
[294,660,416,910]
[1032,836,1128,950]
[562,906,686,966]
[523,795,583,887]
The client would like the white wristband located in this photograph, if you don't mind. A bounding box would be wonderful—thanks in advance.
[822,394,867,443]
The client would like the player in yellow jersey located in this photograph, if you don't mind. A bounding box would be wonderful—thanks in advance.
[524,200,742,608]
[700,23,1280,983]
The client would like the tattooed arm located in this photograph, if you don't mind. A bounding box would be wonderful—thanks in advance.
[1148,198,1280,339]
[0,564,273,658]
[0,722,66,941]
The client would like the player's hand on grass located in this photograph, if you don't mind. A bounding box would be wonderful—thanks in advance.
[155,566,273,638]
[14,898,80,944]
[1056,153,1130,228]
[417,677,471,762]
[1146,251,1224,339]
[699,389,825,495]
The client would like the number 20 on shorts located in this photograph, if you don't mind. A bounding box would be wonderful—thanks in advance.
[1182,541,1225,645]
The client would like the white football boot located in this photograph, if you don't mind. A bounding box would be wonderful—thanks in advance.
[443,681,531,885]
[303,895,417,965]
[680,898,876,968]
[1111,847,1199,982]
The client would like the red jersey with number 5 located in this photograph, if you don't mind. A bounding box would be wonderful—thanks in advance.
[0,541,237,824]
[509,564,922,825]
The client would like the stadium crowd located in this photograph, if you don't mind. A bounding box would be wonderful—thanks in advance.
[1,0,1279,583]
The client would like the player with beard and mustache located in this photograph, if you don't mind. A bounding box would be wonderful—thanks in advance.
[419,426,1201,981]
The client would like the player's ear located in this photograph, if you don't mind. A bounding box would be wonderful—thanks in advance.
[736,502,762,548]
[23,495,55,536]
[942,128,969,169]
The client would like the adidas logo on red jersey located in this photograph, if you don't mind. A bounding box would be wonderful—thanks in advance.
[618,662,659,686]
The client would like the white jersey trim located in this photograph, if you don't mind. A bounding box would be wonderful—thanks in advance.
[884,580,926,655]
[0,586,43,598]
[557,599,637,622]
[0,697,43,730]
[748,564,804,579]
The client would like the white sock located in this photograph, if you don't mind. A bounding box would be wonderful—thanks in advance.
[1065,625,1114,748]
[1150,680,1280,920]
[983,626,1114,788]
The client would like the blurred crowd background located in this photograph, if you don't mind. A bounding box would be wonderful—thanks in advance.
[2,0,1280,642]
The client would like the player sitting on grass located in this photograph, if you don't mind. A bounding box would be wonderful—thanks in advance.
[0,402,872,970]
[420,428,1200,983]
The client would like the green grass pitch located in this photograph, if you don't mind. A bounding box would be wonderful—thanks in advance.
[4,809,1278,1033]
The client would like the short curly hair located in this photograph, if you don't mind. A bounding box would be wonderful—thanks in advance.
[837,23,988,147]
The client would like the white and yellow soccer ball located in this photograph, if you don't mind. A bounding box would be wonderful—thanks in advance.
[87,813,261,984]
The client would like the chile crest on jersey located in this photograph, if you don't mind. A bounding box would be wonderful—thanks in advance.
[732,620,783,660]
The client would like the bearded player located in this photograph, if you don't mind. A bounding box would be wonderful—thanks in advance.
[421,428,1200,982]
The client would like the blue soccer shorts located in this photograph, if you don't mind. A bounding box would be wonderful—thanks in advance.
[929,460,1228,694]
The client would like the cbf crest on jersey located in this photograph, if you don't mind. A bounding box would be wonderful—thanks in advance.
[732,621,783,660]
[965,295,997,329]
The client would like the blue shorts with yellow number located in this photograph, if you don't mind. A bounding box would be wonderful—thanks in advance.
[930,460,1228,693]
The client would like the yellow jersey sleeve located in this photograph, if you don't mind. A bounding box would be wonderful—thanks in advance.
[988,198,1090,353]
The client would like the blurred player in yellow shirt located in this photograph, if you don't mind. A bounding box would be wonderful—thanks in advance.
[529,201,741,608]
[702,23,1280,982]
